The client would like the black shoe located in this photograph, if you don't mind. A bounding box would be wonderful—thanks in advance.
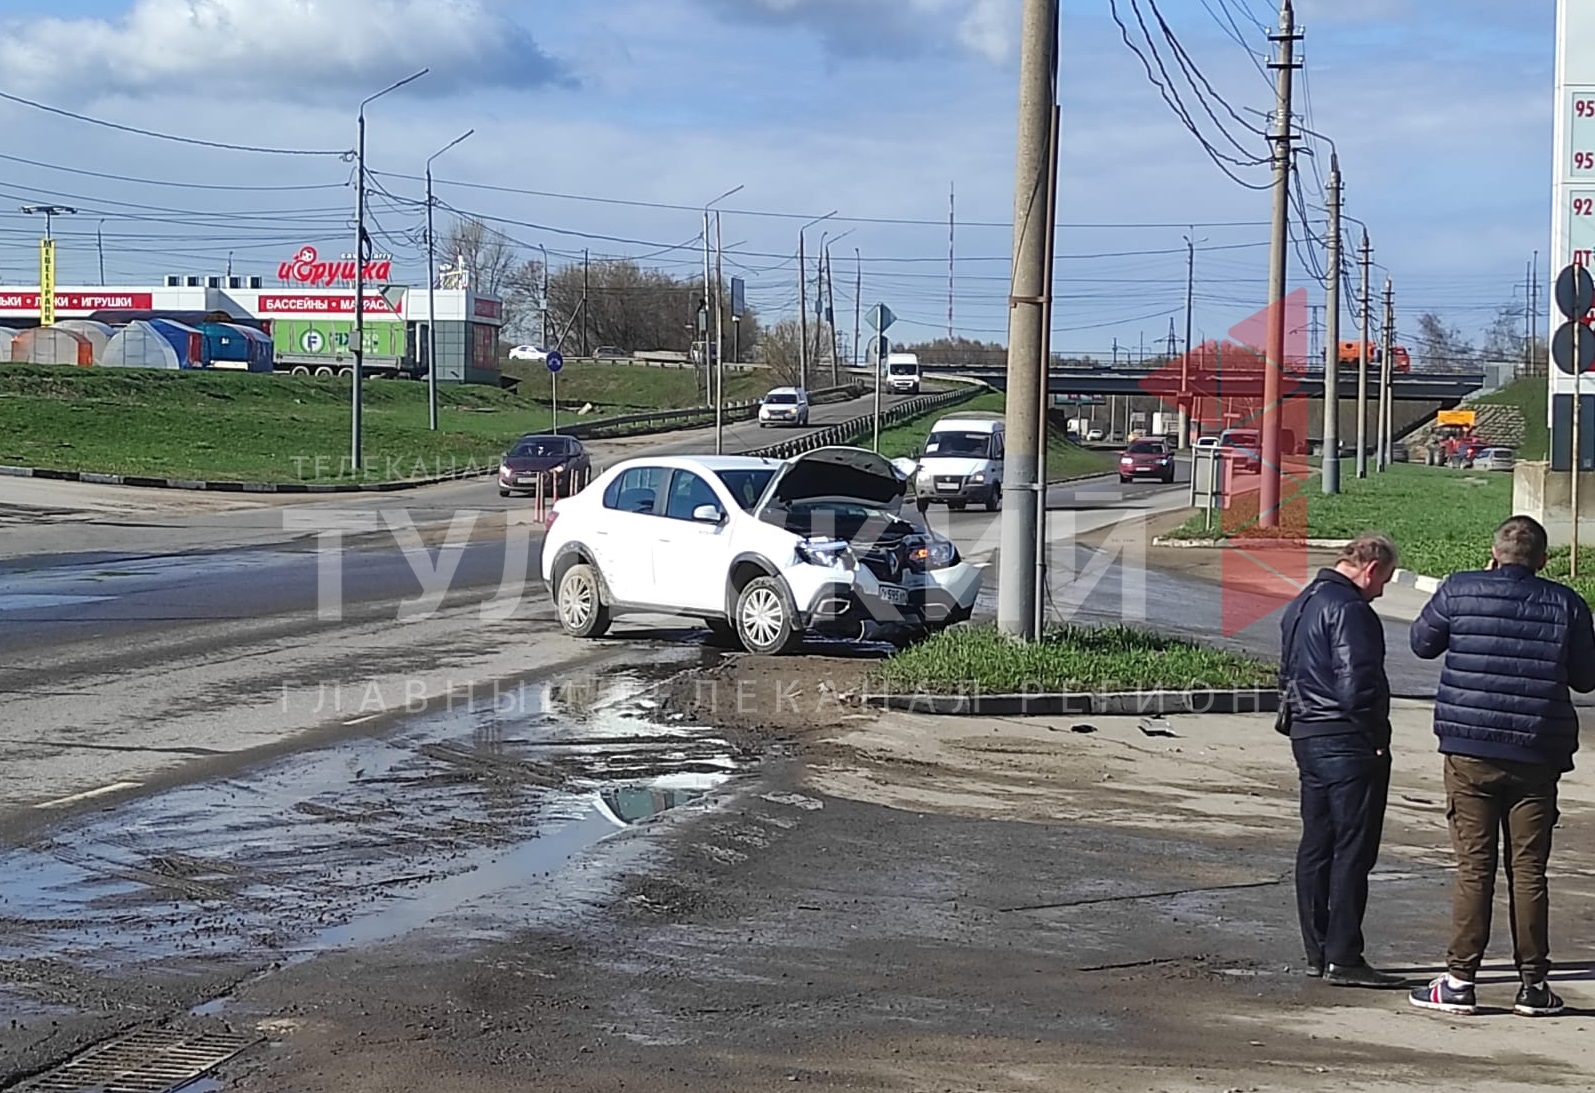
[1515,982,1565,1017]
[1410,974,1477,1015]
[1306,961,1323,978]
[1326,961,1409,989]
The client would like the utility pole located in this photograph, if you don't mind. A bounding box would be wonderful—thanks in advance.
[97,221,106,286]
[426,128,473,432]
[1322,154,1342,494]
[1179,233,1194,450]
[715,212,726,453]
[1033,100,1061,640]
[1356,230,1371,478]
[854,249,862,370]
[1259,0,1299,528]
[1378,278,1394,470]
[948,181,956,340]
[798,237,809,391]
[996,0,1058,640]
[540,244,550,350]
[826,246,840,385]
[1530,250,1540,377]
[582,249,590,357]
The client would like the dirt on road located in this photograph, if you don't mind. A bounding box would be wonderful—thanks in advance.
[89,642,1586,1093]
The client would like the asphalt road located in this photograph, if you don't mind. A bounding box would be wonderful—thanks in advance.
[0,387,927,566]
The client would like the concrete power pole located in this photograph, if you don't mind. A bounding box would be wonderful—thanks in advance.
[1378,278,1394,470]
[798,234,809,391]
[996,0,1059,640]
[1179,234,1194,449]
[1322,155,1342,494]
[1258,0,1299,529]
[1356,231,1372,479]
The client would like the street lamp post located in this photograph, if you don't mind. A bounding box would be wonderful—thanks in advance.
[21,204,75,327]
[797,211,836,392]
[426,128,473,432]
[352,68,428,474]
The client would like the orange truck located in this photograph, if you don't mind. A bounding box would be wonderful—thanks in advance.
[1336,340,1410,372]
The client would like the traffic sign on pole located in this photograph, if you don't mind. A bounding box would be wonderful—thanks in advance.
[1553,320,1595,374]
[867,303,895,333]
[546,351,564,374]
[1556,263,1594,320]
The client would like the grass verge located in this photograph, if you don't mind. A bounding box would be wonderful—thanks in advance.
[870,623,1277,694]
[501,360,768,409]
[871,391,1117,480]
[1473,377,1547,460]
[0,364,559,483]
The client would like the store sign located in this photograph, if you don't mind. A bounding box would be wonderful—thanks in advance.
[277,245,393,287]
[0,291,156,311]
[257,294,403,315]
[473,297,502,320]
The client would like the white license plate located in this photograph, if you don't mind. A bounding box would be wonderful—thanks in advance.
[936,482,958,491]
[518,476,537,484]
[879,586,908,606]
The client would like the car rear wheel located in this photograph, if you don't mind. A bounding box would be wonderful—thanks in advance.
[556,563,610,639]
[735,577,801,655]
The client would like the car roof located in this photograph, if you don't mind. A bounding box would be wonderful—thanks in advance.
[932,415,1003,430]
[606,454,782,473]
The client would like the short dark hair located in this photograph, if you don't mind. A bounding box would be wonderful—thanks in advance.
[1338,533,1398,571]
[1494,516,1549,567]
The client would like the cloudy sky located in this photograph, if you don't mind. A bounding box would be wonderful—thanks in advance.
[0,0,1555,360]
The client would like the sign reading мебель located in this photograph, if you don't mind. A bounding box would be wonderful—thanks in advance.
[1551,0,1595,470]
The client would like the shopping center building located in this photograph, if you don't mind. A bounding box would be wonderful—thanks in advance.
[0,246,505,385]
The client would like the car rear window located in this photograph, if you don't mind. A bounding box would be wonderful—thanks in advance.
[1127,441,1163,453]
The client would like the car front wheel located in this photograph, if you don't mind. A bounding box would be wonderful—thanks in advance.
[985,482,1002,512]
[556,563,610,639]
[735,576,801,655]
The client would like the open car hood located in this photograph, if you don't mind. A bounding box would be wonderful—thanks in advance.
[755,446,906,519]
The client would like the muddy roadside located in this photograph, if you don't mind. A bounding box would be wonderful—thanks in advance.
[165,634,1595,1093]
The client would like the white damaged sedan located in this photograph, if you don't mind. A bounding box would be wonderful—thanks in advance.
[540,447,986,654]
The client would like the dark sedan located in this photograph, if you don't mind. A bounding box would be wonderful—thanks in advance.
[499,435,590,497]
[1118,438,1175,484]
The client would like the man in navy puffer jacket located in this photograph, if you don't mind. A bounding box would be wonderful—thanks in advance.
[1408,515,1595,1019]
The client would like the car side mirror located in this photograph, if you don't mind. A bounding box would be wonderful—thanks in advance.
[692,504,725,524]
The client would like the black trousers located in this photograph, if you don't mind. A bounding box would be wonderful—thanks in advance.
[1292,732,1391,967]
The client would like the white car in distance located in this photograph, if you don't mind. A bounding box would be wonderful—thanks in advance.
[508,345,551,362]
[758,387,810,427]
[540,448,985,654]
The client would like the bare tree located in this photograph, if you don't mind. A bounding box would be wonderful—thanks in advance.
[543,258,760,358]
[441,216,544,341]
[1415,312,1475,371]
[757,319,805,386]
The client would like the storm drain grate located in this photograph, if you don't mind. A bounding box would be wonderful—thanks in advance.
[13,1027,259,1093]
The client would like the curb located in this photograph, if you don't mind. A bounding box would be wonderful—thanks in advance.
[0,462,495,494]
[1151,536,1354,549]
[1391,568,1443,594]
[860,688,1280,717]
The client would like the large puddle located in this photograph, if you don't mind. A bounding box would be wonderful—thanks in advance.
[0,664,736,974]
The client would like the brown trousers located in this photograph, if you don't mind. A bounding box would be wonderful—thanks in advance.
[1444,754,1561,984]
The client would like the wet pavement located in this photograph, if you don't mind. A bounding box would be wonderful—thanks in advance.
[0,661,741,1004]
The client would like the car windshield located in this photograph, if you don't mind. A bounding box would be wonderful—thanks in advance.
[510,438,571,457]
[765,392,798,404]
[1127,441,1163,454]
[924,431,990,457]
[889,364,917,374]
[716,469,777,510]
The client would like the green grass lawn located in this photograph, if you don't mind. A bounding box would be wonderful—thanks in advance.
[501,360,768,409]
[872,391,1117,481]
[0,365,565,483]
[870,624,1276,694]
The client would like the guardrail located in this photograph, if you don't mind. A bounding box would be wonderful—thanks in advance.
[743,384,988,460]
[560,383,865,440]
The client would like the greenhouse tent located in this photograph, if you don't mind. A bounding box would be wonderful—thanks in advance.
[53,319,115,363]
[13,327,92,366]
[149,320,205,367]
[104,321,190,369]
[0,327,20,361]
[198,322,274,371]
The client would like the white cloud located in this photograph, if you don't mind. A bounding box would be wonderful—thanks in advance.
[0,0,569,102]
[697,0,1019,62]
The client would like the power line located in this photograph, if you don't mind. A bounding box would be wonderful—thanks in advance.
[0,150,350,193]
[0,89,353,157]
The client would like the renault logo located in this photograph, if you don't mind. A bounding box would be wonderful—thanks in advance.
[885,550,900,580]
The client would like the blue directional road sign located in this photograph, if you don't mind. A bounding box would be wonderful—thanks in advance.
[547,351,564,374]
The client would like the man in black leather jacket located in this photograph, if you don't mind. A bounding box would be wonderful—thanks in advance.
[1279,533,1407,988]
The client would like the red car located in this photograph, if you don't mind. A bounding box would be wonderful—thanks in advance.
[1118,438,1175,484]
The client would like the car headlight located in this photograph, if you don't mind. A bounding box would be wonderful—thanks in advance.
[499,463,511,476]
[910,539,959,569]
[1120,456,1133,464]
[970,472,985,483]
[796,538,855,570]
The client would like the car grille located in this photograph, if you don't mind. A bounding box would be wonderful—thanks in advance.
[860,541,909,584]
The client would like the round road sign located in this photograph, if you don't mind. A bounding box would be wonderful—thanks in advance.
[547,351,564,374]
[1557,264,1595,321]
[1552,319,1595,375]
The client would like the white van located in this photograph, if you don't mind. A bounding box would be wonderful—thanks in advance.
[902,413,1004,512]
[885,353,921,394]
